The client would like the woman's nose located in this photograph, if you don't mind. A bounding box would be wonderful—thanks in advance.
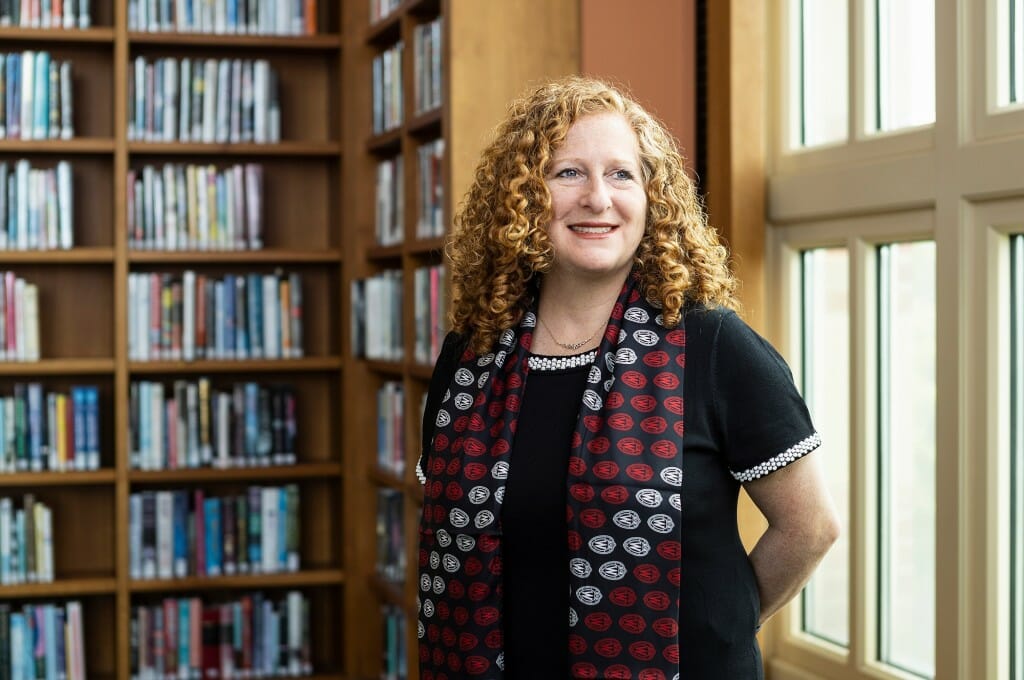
[580,178,612,212]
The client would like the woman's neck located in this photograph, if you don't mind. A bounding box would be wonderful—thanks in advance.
[532,271,628,355]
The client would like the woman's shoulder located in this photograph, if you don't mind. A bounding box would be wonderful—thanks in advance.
[681,302,736,350]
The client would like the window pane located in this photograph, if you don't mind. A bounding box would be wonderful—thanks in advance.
[878,241,935,678]
[870,0,935,132]
[800,248,851,646]
[1011,235,1024,678]
[998,0,1024,106]
[789,0,849,147]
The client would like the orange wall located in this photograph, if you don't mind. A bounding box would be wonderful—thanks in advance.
[580,0,698,170]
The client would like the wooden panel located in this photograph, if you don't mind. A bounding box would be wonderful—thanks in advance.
[446,0,581,218]
[83,595,117,678]
[580,0,698,165]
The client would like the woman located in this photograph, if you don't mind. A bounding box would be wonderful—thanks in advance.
[416,76,839,680]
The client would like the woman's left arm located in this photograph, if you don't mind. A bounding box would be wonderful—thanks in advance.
[743,452,841,626]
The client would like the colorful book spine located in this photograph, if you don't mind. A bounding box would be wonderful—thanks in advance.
[129,485,299,580]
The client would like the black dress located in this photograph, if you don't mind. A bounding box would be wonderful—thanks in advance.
[422,305,820,680]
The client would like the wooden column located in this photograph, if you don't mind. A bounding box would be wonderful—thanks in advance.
[704,0,772,658]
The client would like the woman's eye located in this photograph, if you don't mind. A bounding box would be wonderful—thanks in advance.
[613,169,635,181]
[556,168,579,178]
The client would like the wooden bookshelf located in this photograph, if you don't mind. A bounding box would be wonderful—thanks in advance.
[341,0,580,677]
[1,0,581,676]
[0,0,346,677]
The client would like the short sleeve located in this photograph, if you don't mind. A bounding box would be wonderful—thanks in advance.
[710,311,821,482]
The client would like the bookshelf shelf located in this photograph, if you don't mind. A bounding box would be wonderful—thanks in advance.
[0,577,116,598]
[0,247,115,263]
[126,32,342,50]
[367,466,403,490]
[127,141,342,157]
[0,27,115,43]
[127,357,342,374]
[128,249,342,264]
[129,462,342,485]
[406,236,445,256]
[363,360,404,377]
[0,138,117,153]
[0,358,115,374]
[129,568,344,593]
[365,13,402,46]
[406,108,442,137]
[365,129,402,154]
[366,243,403,261]
[407,363,433,381]
[368,573,407,611]
[344,2,581,676]
[0,4,350,677]
[405,0,441,16]
[0,470,116,486]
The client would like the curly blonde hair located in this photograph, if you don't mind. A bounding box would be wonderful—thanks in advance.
[448,76,739,354]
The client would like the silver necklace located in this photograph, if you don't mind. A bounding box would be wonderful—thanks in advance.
[537,315,603,351]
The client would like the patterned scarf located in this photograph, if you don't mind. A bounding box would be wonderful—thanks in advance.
[418,273,685,680]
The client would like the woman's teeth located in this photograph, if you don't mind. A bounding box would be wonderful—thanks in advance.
[570,225,613,234]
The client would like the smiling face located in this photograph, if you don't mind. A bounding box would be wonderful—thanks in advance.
[543,112,648,286]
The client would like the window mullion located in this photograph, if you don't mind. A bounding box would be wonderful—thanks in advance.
[850,235,876,671]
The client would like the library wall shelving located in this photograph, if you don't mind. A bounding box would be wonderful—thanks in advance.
[340,1,578,678]
[1,0,578,677]
[0,1,345,678]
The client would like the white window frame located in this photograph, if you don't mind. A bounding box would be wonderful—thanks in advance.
[768,212,934,680]
[765,1,1024,679]
[972,0,1024,139]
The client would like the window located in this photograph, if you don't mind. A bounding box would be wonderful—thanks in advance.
[800,248,851,647]
[877,241,936,678]
[866,0,935,133]
[998,0,1024,107]
[788,0,848,148]
[767,1,1022,677]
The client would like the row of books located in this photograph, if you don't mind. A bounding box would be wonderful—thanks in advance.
[411,18,441,115]
[0,494,53,585]
[128,163,264,251]
[374,155,402,247]
[129,0,317,35]
[371,41,403,135]
[379,604,407,680]
[0,160,73,251]
[0,272,39,363]
[0,384,101,473]
[130,485,300,581]
[127,270,304,362]
[368,0,400,25]
[413,263,446,366]
[129,57,281,145]
[130,380,297,471]
[415,137,444,240]
[0,0,90,29]
[131,592,311,680]
[375,489,403,583]
[350,270,402,362]
[376,381,403,477]
[0,602,86,680]
[0,52,74,141]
